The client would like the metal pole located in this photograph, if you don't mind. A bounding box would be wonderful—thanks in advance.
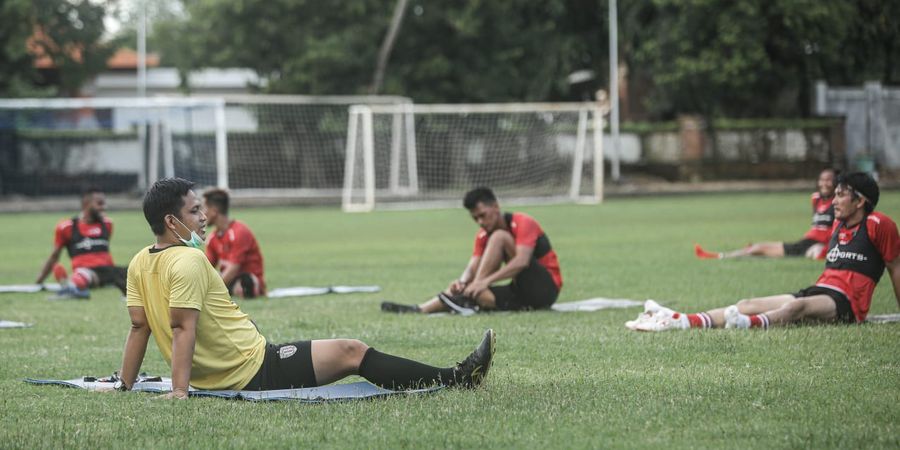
[608,0,620,182]
[137,0,147,97]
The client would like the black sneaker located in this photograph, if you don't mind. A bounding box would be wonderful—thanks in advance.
[438,293,478,316]
[453,329,496,388]
[381,301,421,313]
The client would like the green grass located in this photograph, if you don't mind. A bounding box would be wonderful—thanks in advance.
[1,192,899,449]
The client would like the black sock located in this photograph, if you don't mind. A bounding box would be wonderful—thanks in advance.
[358,348,457,390]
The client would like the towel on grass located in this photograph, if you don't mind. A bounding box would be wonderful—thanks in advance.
[0,320,32,329]
[0,284,61,294]
[24,374,442,402]
[267,285,381,298]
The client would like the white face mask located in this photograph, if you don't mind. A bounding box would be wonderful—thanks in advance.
[169,216,204,249]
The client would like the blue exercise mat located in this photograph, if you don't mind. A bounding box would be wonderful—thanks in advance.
[24,374,443,402]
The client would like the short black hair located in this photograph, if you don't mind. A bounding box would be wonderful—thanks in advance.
[203,188,230,216]
[81,186,103,198]
[143,178,195,236]
[821,167,840,177]
[463,187,497,210]
[836,172,879,214]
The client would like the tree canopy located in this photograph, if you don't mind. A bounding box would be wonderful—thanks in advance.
[1,0,898,118]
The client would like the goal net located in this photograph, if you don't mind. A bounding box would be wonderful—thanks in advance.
[0,95,409,198]
[343,102,606,212]
[0,97,225,196]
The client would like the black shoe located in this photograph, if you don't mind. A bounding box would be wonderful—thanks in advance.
[453,329,496,388]
[381,301,421,313]
[438,293,478,316]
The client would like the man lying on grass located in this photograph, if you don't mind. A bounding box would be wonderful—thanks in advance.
[381,187,562,315]
[115,177,495,398]
[628,172,900,331]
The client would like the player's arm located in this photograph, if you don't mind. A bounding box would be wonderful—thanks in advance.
[451,256,481,293]
[886,257,900,309]
[118,306,151,390]
[464,245,534,298]
[167,307,198,399]
[35,245,64,284]
[218,260,242,287]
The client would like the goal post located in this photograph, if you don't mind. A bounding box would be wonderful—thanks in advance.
[342,102,607,212]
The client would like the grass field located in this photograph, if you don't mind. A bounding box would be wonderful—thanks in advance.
[1,191,899,449]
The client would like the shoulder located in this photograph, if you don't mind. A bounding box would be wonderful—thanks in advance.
[56,218,74,231]
[232,220,256,236]
[169,247,212,273]
[511,212,540,228]
[867,212,899,239]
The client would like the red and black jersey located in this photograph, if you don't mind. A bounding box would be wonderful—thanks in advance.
[473,212,562,290]
[54,216,115,270]
[815,211,900,321]
[803,192,835,244]
[205,220,266,292]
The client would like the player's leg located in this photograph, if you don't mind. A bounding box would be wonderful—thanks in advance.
[628,294,795,331]
[231,273,262,299]
[725,295,838,329]
[721,242,785,258]
[309,330,496,389]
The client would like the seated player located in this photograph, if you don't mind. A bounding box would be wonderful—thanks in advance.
[382,187,562,314]
[115,178,495,398]
[695,168,838,259]
[34,187,127,299]
[629,172,899,331]
[203,188,266,298]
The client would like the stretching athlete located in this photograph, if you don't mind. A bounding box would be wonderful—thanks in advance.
[382,187,562,314]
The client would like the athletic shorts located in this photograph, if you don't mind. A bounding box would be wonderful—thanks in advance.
[489,259,559,311]
[243,340,317,390]
[792,286,855,324]
[227,273,263,299]
[90,266,127,293]
[783,238,819,257]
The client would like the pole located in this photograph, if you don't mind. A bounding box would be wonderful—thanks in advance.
[608,0,620,182]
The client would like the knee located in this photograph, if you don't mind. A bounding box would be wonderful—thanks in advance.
[486,229,513,246]
[339,339,369,363]
[735,298,752,309]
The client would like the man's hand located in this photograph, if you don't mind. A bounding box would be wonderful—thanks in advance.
[463,279,489,299]
[157,388,189,400]
[449,280,467,295]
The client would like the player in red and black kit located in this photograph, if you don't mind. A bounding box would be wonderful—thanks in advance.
[382,187,562,314]
[35,187,127,299]
[202,189,266,298]
[627,172,900,331]
[695,168,838,259]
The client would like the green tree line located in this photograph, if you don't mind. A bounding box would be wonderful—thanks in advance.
[2,0,898,120]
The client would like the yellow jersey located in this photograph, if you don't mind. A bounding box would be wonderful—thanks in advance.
[126,245,266,390]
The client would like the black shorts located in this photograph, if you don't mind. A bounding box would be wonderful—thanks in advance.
[783,238,819,256]
[243,340,317,390]
[792,286,856,324]
[91,265,127,294]
[489,259,559,311]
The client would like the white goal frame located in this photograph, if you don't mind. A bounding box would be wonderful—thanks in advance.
[342,102,607,212]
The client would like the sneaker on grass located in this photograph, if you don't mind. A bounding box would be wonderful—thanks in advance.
[380,301,421,314]
[453,329,496,388]
[724,305,750,329]
[438,293,478,316]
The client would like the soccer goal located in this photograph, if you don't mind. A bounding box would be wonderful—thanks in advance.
[342,102,607,212]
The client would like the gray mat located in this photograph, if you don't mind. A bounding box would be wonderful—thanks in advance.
[551,298,643,312]
[267,285,381,298]
[0,320,32,329]
[25,374,443,402]
[0,284,61,294]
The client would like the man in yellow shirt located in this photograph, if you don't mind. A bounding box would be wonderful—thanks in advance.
[116,177,495,398]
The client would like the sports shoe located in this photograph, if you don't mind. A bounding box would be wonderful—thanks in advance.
[49,285,90,300]
[438,293,478,316]
[453,329,496,388]
[630,300,689,332]
[694,244,723,260]
[724,305,750,329]
[380,301,421,313]
[625,299,666,330]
